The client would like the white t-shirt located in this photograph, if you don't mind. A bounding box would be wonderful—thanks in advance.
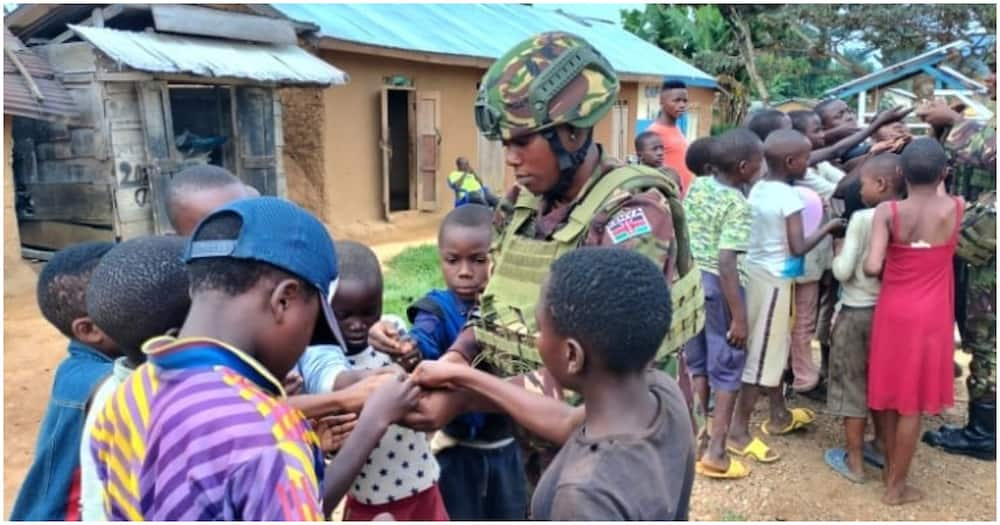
[79,357,135,521]
[747,180,806,279]
[296,315,439,506]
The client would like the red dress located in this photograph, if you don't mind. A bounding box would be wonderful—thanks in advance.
[867,199,962,415]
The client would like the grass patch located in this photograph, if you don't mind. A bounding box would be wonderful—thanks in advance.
[721,510,747,521]
[382,244,445,320]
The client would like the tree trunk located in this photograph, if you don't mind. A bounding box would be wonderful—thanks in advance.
[722,7,770,105]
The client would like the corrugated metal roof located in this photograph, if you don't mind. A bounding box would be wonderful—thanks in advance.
[274,3,718,88]
[68,24,350,87]
[822,41,968,99]
[3,28,80,122]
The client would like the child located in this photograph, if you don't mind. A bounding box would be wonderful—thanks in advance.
[635,130,683,191]
[682,128,763,479]
[747,109,792,142]
[864,138,963,505]
[303,240,448,521]
[412,247,695,520]
[166,164,255,235]
[79,235,192,520]
[10,241,118,521]
[400,204,527,519]
[447,157,497,208]
[685,135,719,178]
[787,185,828,398]
[727,130,844,463]
[824,153,904,483]
[88,197,419,520]
[647,80,695,194]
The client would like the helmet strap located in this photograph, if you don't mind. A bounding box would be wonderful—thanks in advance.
[541,126,592,201]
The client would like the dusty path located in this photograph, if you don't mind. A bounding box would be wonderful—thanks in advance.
[3,247,995,519]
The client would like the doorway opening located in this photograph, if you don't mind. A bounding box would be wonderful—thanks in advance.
[386,89,413,212]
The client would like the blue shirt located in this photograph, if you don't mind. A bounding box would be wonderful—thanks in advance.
[11,340,113,521]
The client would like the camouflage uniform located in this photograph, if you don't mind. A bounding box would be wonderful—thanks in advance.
[950,118,997,403]
[923,116,996,460]
[458,32,702,487]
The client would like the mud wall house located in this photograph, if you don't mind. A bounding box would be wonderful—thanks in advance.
[4,4,348,254]
[272,3,719,230]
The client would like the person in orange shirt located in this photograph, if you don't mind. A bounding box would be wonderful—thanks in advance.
[647,80,695,196]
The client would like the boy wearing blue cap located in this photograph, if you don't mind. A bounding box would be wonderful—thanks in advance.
[88,197,422,520]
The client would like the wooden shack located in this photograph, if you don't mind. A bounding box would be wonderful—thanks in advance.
[5,4,347,253]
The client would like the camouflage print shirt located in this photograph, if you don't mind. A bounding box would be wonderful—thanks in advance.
[492,151,678,283]
[946,117,996,200]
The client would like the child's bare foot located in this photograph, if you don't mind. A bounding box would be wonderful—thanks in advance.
[882,485,924,506]
[700,449,731,473]
[764,411,793,434]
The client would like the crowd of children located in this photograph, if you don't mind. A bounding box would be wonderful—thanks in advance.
[13,66,982,519]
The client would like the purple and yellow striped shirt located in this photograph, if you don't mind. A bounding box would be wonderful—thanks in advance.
[89,337,324,521]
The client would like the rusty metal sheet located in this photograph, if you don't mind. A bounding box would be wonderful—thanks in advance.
[69,25,349,86]
[4,29,81,122]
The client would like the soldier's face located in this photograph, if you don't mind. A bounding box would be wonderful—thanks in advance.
[503,132,560,195]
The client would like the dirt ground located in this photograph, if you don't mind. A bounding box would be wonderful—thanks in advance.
[3,246,996,520]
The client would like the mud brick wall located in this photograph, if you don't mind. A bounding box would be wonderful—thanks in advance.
[279,87,327,222]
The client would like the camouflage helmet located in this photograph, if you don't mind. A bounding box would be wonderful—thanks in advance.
[475,32,619,141]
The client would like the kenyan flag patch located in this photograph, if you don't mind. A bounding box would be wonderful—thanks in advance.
[607,208,652,244]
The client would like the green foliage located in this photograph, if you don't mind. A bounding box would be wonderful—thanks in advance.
[622,4,993,125]
[382,244,445,320]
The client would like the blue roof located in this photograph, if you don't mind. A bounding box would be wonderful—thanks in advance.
[273,3,717,88]
[822,41,982,100]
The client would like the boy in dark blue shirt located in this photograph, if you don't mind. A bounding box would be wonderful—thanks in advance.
[404,204,528,519]
[10,241,120,521]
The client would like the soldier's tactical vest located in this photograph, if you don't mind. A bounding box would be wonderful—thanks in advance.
[474,165,705,377]
[957,191,996,267]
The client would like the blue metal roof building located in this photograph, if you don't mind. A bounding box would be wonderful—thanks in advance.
[274,3,718,89]
[822,40,988,100]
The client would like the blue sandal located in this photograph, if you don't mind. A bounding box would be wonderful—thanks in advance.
[824,447,865,484]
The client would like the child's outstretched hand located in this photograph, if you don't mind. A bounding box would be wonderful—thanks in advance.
[871,105,913,128]
[411,360,468,390]
[393,337,423,372]
[368,320,407,357]
[314,412,358,453]
[362,372,423,427]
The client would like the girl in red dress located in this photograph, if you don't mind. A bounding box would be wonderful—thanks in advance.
[864,138,963,506]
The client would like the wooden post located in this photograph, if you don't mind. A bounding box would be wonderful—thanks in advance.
[858,90,867,124]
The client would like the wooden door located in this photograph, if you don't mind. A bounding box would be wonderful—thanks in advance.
[136,81,179,235]
[609,101,629,161]
[415,91,440,211]
[234,86,278,196]
[476,131,506,192]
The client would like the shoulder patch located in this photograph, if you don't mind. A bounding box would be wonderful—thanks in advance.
[607,208,652,244]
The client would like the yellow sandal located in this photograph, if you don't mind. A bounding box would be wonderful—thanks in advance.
[761,407,816,436]
[726,437,781,463]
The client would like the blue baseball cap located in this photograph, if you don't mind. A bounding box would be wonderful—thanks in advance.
[183,196,347,347]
